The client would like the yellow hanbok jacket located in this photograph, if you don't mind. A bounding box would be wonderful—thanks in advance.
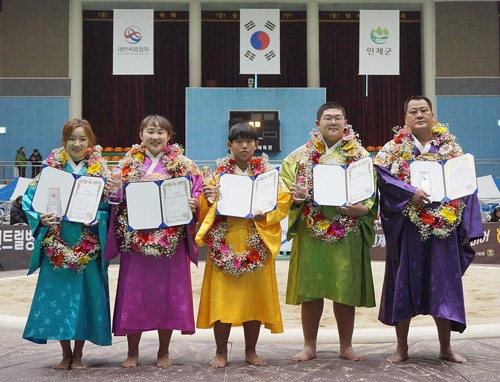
[196,178,291,333]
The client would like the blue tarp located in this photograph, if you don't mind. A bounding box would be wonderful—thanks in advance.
[0,179,19,201]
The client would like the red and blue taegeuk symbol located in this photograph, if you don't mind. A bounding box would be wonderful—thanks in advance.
[250,31,270,50]
[124,26,143,44]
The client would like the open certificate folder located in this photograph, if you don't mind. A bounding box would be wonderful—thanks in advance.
[410,153,477,202]
[30,165,105,224]
[312,156,375,206]
[216,167,279,218]
[125,176,193,230]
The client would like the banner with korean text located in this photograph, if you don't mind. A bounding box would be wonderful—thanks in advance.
[240,9,280,74]
[359,10,399,75]
[113,9,154,75]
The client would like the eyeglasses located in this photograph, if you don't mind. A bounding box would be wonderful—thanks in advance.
[322,116,344,123]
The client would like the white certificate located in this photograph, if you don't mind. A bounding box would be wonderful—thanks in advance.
[66,177,105,223]
[444,154,477,200]
[251,169,279,215]
[313,156,374,206]
[160,177,193,226]
[30,165,105,224]
[216,168,279,218]
[410,153,477,202]
[346,156,375,204]
[125,176,193,230]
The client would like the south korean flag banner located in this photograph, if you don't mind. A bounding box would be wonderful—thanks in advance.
[240,9,280,74]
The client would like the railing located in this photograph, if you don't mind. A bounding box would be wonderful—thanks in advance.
[1,159,286,184]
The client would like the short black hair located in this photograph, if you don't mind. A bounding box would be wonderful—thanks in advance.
[228,122,258,142]
[316,102,346,120]
[404,96,433,114]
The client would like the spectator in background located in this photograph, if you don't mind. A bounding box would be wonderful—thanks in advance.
[29,149,43,178]
[10,195,28,225]
[15,147,27,177]
[491,206,500,222]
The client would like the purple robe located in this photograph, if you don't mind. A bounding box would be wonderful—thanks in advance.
[105,155,203,335]
[376,145,483,333]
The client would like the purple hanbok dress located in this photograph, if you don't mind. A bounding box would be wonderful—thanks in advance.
[105,154,202,335]
[375,144,483,333]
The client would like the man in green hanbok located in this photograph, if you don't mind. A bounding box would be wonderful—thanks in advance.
[281,102,377,362]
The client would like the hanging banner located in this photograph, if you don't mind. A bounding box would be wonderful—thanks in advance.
[359,10,400,75]
[240,9,280,74]
[113,9,154,75]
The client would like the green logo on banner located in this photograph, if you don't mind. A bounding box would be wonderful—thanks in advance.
[370,27,389,44]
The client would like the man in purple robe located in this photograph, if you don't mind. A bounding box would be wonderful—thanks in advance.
[374,95,483,363]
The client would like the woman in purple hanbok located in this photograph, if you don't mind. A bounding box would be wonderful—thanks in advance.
[105,115,202,367]
[374,96,483,364]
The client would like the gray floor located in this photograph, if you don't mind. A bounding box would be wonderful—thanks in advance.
[2,269,500,381]
[2,329,500,382]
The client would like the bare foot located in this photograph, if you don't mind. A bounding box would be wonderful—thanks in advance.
[121,354,139,368]
[157,353,172,367]
[209,353,227,368]
[292,346,316,362]
[440,350,467,363]
[245,351,266,366]
[70,356,86,369]
[53,356,72,370]
[339,347,365,361]
[386,350,409,363]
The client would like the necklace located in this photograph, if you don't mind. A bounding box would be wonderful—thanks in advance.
[205,154,269,276]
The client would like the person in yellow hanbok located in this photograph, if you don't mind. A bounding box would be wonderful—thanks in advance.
[196,122,291,368]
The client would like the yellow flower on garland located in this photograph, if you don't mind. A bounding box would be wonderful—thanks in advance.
[87,162,101,174]
[79,256,91,265]
[306,217,314,228]
[167,159,179,171]
[342,141,355,151]
[133,152,144,162]
[402,153,411,160]
[60,151,69,162]
[440,208,457,223]
[314,140,325,154]
[317,220,330,230]
[433,126,448,135]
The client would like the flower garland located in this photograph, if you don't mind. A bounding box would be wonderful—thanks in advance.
[205,216,268,277]
[44,145,110,178]
[42,225,101,273]
[41,145,108,272]
[403,199,465,241]
[205,154,269,276]
[215,153,268,176]
[298,128,364,243]
[389,122,466,240]
[120,143,190,182]
[389,122,462,183]
[115,144,192,258]
[116,203,186,257]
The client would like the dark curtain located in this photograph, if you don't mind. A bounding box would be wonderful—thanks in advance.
[83,15,189,147]
[83,11,421,148]
[319,15,422,147]
[202,15,307,88]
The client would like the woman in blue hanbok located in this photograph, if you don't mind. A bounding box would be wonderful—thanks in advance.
[22,119,112,369]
